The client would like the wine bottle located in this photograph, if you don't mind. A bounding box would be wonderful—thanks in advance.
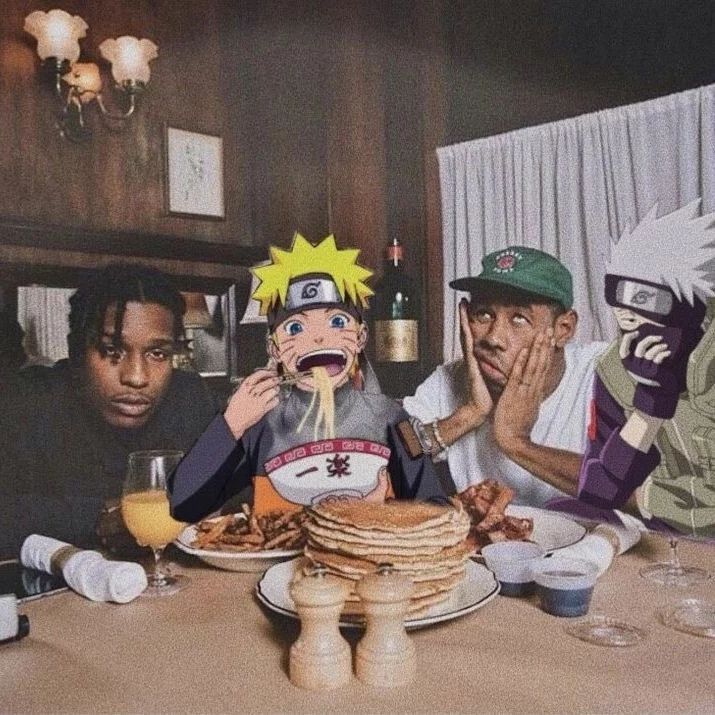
[372,238,419,366]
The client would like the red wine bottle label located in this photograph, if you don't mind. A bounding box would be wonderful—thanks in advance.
[387,244,404,262]
[374,320,418,362]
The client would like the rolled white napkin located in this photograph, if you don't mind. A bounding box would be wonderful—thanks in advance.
[555,533,615,576]
[20,535,66,574]
[20,535,147,604]
[596,511,644,555]
[555,511,643,575]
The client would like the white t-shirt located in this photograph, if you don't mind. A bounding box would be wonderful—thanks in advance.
[402,341,609,507]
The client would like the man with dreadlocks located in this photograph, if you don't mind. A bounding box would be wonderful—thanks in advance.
[0,264,219,558]
[170,233,446,523]
[570,200,715,537]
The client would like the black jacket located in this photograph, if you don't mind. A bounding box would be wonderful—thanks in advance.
[0,362,219,558]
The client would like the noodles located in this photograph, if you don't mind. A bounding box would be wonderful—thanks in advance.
[295,366,336,440]
[313,366,335,440]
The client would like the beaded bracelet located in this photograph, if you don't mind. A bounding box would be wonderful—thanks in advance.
[430,420,448,453]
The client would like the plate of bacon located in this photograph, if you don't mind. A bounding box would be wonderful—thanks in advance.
[174,506,307,572]
[458,480,586,555]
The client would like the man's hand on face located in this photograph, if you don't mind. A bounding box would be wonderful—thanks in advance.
[224,368,280,439]
[459,298,493,426]
[493,327,554,450]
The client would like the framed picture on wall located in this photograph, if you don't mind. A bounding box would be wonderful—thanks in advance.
[165,126,225,219]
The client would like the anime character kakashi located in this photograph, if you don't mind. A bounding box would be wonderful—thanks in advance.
[575,200,715,537]
[169,233,447,522]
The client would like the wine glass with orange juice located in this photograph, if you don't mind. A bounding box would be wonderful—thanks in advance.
[121,450,188,597]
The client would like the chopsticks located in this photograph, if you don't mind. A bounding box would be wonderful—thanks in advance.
[229,369,313,396]
[277,369,313,385]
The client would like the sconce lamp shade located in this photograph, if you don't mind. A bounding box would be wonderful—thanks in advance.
[24,9,88,63]
[99,36,158,85]
[181,293,213,330]
[62,62,102,102]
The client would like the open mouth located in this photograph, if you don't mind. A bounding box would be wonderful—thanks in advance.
[296,349,347,377]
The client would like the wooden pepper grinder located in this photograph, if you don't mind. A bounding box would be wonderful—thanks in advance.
[355,563,416,687]
[289,564,352,691]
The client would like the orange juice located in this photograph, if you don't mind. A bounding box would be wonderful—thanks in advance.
[121,490,185,548]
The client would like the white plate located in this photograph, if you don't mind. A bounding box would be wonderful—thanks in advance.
[501,505,586,554]
[174,520,301,573]
[255,558,500,629]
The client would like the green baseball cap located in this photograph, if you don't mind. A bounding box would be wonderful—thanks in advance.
[449,246,573,309]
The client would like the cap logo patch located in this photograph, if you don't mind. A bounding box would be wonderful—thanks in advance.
[493,249,521,273]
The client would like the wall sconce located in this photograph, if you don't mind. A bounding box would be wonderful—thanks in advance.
[174,293,214,371]
[24,9,158,142]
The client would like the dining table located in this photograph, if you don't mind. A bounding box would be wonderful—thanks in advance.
[3,531,713,715]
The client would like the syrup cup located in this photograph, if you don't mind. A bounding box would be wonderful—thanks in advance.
[481,541,546,597]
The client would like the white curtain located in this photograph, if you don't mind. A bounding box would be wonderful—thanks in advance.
[17,287,73,363]
[437,84,715,361]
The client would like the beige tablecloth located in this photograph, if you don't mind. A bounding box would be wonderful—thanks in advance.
[3,533,713,715]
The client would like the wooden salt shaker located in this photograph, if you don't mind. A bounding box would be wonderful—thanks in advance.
[355,563,416,687]
[289,564,351,691]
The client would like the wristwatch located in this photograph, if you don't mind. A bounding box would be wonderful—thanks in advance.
[395,417,446,459]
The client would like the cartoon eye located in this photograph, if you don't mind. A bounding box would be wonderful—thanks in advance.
[284,320,303,336]
[329,314,349,329]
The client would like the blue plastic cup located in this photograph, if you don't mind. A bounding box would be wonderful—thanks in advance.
[533,557,599,617]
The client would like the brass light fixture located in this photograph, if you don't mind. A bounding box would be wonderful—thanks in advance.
[174,293,214,371]
[24,9,158,142]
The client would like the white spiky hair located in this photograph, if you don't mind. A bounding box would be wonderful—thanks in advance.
[607,199,715,305]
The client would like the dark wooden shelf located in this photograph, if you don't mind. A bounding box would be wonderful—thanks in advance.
[0,218,267,292]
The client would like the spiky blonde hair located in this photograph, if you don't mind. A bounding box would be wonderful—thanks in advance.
[607,199,715,305]
[251,232,374,315]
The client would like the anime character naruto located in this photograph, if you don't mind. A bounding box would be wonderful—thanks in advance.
[563,201,715,537]
[169,233,446,521]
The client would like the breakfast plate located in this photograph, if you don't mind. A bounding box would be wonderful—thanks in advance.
[256,557,500,629]
[174,522,301,573]
[503,505,586,554]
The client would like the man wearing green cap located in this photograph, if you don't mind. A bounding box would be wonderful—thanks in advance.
[402,246,608,507]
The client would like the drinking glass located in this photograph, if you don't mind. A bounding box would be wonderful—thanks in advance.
[121,450,189,597]
[639,535,709,587]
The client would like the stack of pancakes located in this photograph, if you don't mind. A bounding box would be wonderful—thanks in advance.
[304,500,472,616]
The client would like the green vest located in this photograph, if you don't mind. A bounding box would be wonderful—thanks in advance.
[595,300,715,538]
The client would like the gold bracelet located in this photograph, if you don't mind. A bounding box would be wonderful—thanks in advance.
[49,545,82,574]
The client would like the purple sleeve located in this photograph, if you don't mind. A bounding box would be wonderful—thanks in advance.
[168,414,252,522]
[576,376,661,509]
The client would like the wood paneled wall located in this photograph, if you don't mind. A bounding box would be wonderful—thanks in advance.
[0,0,445,392]
[0,0,246,243]
[3,0,715,392]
